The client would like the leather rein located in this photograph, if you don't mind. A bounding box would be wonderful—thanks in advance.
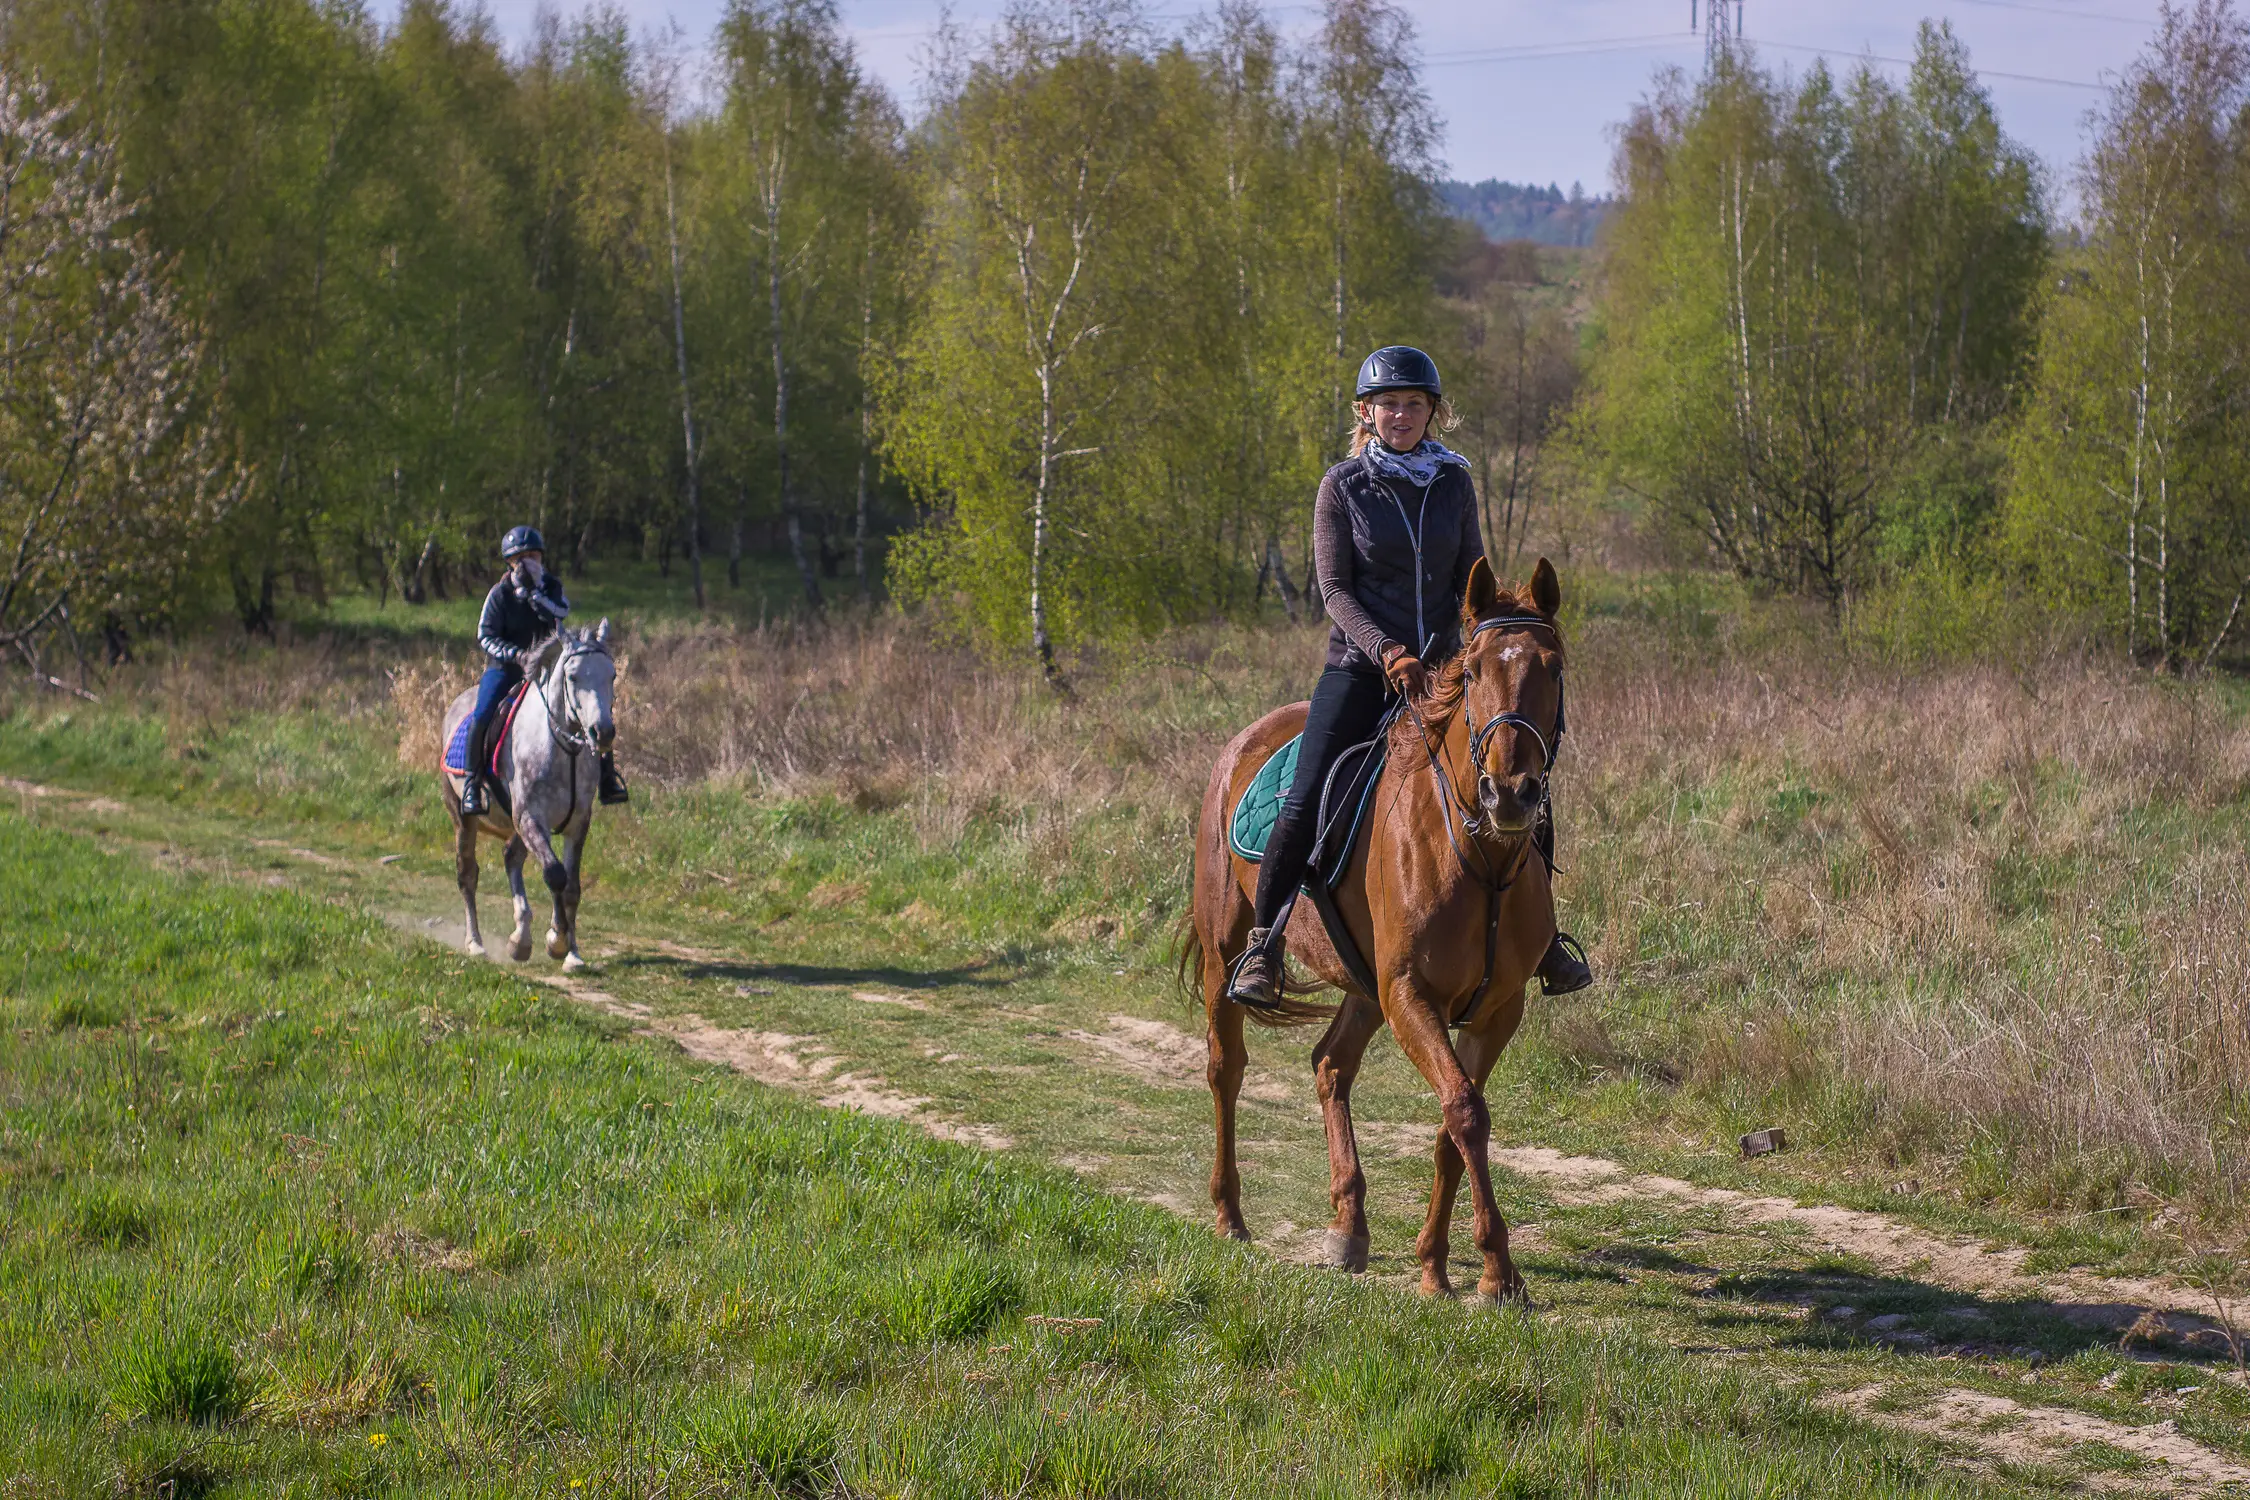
[1399,612,1566,1030]
[525,639,610,831]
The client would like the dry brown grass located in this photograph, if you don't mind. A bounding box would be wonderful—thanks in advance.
[1565,623,2250,1221]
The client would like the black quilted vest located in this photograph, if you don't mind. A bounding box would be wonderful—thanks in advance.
[1322,455,1478,668]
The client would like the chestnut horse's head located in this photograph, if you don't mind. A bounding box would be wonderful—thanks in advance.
[1455,555,1564,835]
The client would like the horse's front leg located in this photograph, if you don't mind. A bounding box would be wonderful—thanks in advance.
[452,792,485,957]
[502,835,534,963]
[1389,982,1524,1303]
[515,816,572,962]
[1312,993,1385,1271]
[1417,989,1529,1301]
[556,820,588,971]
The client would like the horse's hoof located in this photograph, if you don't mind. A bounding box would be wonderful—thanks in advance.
[1321,1231,1370,1273]
[546,929,570,960]
[465,941,486,958]
[1215,1216,1252,1244]
[1476,1279,1534,1309]
[561,952,586,973]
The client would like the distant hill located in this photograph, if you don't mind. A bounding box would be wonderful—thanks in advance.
[1439,179,1611,248]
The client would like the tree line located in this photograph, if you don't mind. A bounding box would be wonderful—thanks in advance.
[1,0,1580,679]
[15,0,2234,678]
[1581,0,2250,669]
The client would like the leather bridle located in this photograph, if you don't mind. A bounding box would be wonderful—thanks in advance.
[1399,611,1566,1030]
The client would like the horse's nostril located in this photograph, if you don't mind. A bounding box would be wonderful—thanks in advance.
[1519,776,1543,806]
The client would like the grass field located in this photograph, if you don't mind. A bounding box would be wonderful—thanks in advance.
[0,811,2028,1497]
[7,561,2250,1493]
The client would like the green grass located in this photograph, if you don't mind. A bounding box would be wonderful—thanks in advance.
[0,810,2021,1496]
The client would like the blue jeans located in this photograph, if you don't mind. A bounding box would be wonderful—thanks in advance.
[467,663,522,770]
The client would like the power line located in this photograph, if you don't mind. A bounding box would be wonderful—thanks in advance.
[1425,32,1698,68]
[1748,36,2106,90]
[1951,0,2154,20]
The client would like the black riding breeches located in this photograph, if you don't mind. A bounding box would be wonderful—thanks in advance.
[1251,662,1392,932]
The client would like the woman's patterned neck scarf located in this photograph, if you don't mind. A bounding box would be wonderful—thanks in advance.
[1363,438,1469,488]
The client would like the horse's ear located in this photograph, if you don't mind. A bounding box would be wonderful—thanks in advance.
[1530,556,1561,618]
[596,617,612,644]
[1466,555,1499,618]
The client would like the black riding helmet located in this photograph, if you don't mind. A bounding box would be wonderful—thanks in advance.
[1355,345,1443,401]
[500,525,545,560]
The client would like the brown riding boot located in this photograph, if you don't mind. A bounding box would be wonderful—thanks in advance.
[1226,927,1284,1010]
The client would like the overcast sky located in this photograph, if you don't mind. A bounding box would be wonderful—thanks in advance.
[412,1,2162,213]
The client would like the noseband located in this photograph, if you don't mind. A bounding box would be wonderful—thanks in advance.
[1400,611,1567,1031]
[538,639,612,757]
[1463,613,1565,800]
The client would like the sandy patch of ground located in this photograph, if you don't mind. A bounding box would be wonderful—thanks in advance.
[1060,1014,1293,1104]
[540,979,1013,1151]
[1828,1385,2250,1494]
[254,838,347,869]
[854,989,931,1011]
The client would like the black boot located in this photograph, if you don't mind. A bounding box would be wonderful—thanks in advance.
[458,717,492,817]
[1226,926,1284,1010]
[1537,932,1593,996]
[598,752,630,806]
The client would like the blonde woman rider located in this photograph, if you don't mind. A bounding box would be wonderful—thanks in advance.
[1227,346,1591,1008]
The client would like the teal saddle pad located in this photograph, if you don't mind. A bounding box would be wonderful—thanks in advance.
[1228,732,1388,886]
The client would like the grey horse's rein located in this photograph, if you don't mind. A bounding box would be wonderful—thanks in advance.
[535,640,609,757]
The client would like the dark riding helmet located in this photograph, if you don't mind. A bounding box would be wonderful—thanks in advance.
[499,525,545,560]
[1355,345,1443,401]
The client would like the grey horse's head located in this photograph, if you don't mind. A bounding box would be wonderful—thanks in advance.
[537,619,616,752]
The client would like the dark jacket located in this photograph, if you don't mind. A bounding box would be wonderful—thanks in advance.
[1314,452,1484,669]
[477,571,571,665]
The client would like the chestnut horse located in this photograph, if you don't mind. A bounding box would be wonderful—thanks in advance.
[1183,556,1567,1302]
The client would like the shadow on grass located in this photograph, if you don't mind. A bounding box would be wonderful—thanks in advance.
[609,951,1027,993]
[1705,1265,2245,1366]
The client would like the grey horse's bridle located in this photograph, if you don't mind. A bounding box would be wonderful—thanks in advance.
[536,640,611,757]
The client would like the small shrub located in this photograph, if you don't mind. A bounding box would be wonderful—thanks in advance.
[279,1227,364,1298]
[116,1329,245,1426]
[46,991,118,1029]
[73,1191,153,1249]
[1049,1412,1158,1497]
[689,1388,842,1495]
[1301,1344,1421,1414]
[882,1253,1018,1343]
[110,1442,226,1499]
[1365,1402,1469,1488]
[1201,1303,1295,1369]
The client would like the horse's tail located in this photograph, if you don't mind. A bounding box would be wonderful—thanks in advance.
[1171,905,1204,1014]
[1171,892,1339,1029]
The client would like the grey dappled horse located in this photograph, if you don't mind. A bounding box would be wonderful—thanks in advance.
[440,622,617,971]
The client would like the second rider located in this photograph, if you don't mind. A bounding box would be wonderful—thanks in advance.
[459,526,630,818]
[1226,346,1593,1009]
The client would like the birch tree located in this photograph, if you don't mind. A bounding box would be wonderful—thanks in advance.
[2008,0,2250,667]
[885,0,1163,679]
[1586,29,2043,607]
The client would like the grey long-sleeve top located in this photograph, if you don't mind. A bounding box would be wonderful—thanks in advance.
[1313,454,1485,670]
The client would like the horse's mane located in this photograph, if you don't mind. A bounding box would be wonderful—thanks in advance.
[1386,583,1558,752]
